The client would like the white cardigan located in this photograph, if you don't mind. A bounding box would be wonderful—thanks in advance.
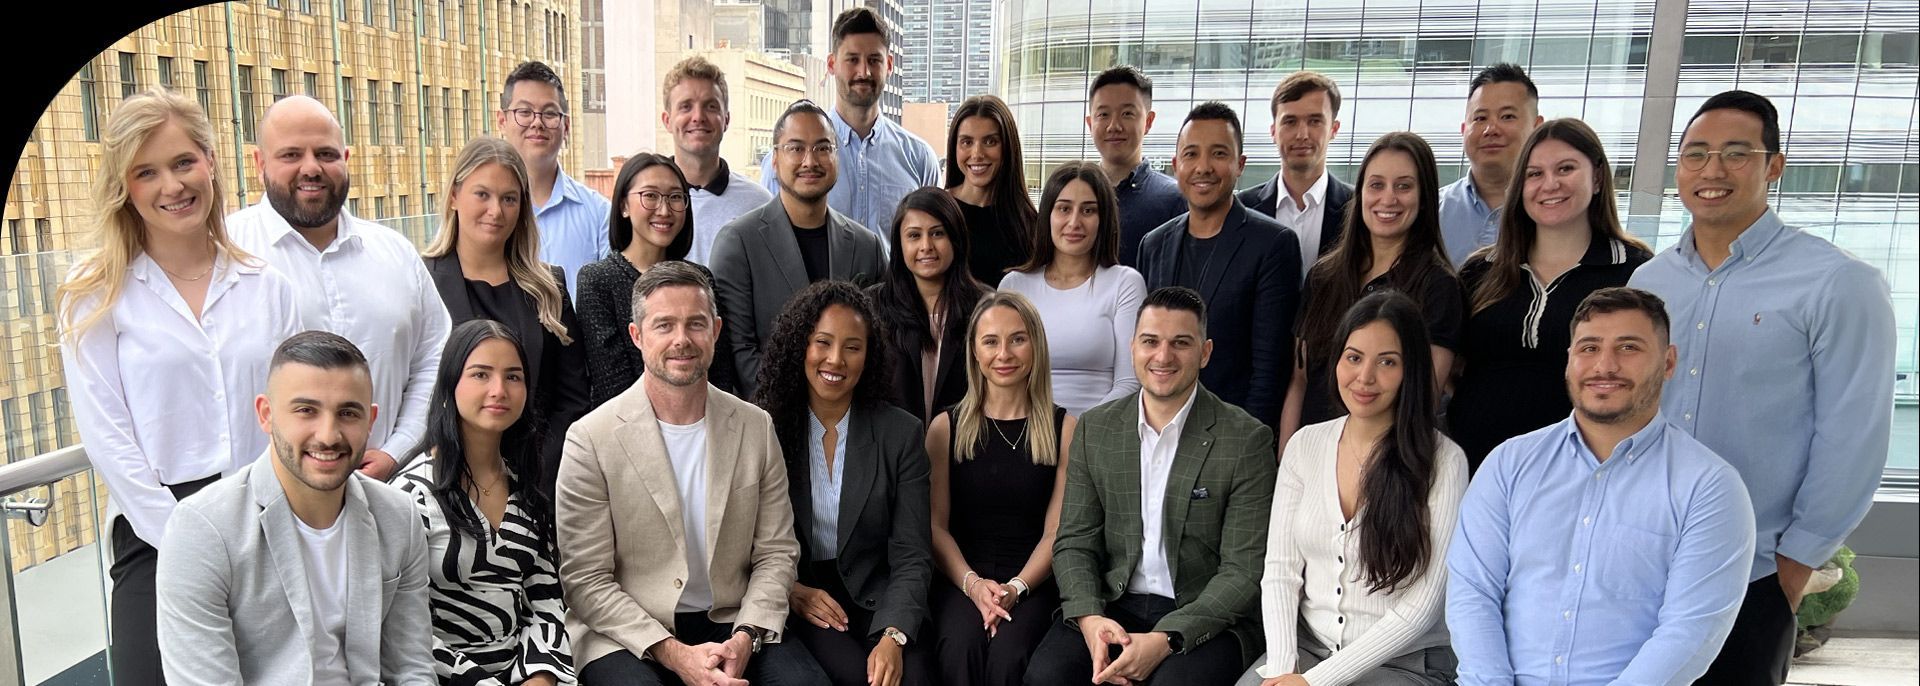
[1254,416,1468,684]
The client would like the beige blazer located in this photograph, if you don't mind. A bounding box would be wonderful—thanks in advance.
[556,381,801,667]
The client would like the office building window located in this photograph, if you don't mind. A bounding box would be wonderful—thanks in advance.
[272,68,289,101]
[193,60,210,118]
[393,81,406,146]
[439,0,448,39]
[390,0,400,30]
[363,0,374,24]
[267,0,280,8]
[238,65,257,142]
[336,0,347,20]
[367,79,381,145]
[304,71,320,97]
[79,60,101,141]
[341,78,355,144]
[156,56,174,91]
[118,51,137,99]
[441,86,452,145]
[374,196,386,220]
[461,89,472,140]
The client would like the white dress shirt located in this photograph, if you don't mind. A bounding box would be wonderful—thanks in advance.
[1274,171,1329,278]
[293,512,352,686]
[807,411,851,561]
[1128,388,1199,598]
[661,417,715,613]
[60,252,301,546]
[227,203,451,462]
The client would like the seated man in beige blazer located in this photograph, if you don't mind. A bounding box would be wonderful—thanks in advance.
[557,261,832,686]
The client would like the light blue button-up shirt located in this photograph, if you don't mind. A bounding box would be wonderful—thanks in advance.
[1629,209,1896,582]
[1438,173,1502,267]
[762,108,942,249]
[806,410,851,562]
[533,169,612,302]
[1447,415,1756,686]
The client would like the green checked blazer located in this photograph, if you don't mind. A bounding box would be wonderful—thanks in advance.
[1052,386,1278,661]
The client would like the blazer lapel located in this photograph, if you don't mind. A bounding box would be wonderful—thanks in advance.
[341,478,383,684]
[1162,391,1218,583]
[931,322,966,413]
[1103,402,1145,584]
[425,255,478,324]
[614,391,687,553]
[1322,178,1353,254]
[251,458,318,653]
[1196,203,1251,304]
[704,387,742,570]
[761,204,813,293]
[827,212,858,281]
[835,404,878,558]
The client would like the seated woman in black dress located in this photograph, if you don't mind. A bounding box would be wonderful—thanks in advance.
[575,153,736,406]
[754,281,935,686]
[866,187,990,422]
[944,95,1036,284]
[422,136,591,500]
[1281,132,1463,448]
[398,319,574,686]
[925,291,1076,686]
[1448,119,1651,470]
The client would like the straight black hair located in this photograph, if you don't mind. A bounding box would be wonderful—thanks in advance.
[607,153,694,261]
[412,319,553,545]
[1333,290,1441,593]
[1182,101,1244,155]
[1089,65,1153,103]
[1685,89,1782,154]
[1468,62,1538,101]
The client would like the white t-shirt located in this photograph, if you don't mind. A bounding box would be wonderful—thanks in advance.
[293,512,352,686]
[662,417,715,613]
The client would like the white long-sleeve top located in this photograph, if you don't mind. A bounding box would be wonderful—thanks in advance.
[227,203,450,461]
[1256,416,1468,685]
[996,265,1145,416]
[60,252,301,546]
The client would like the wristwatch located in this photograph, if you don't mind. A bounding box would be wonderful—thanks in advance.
[733,625,766,654]
[1163,631,1184,654]
[883,626,909,647]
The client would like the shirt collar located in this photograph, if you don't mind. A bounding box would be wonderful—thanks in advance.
[255,202,365,253]
[1579,234,1631,266]
[1460,173,1490,213]
[540,169,584,213]
[1122,160,1155,189]
[130,248,260,285]
[831,108,889,146]
[1677,208,1787,267]
[1138,387,1200,441]
[1559,411,1670,466]
[1275,170,1329,210]
[809,408,852,438]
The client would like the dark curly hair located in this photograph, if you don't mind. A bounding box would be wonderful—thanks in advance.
[751,281,895,462]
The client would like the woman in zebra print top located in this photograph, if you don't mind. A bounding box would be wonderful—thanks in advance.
[398,319,575,685]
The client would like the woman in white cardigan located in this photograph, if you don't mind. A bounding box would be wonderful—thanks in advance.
[1239,289,1468,686]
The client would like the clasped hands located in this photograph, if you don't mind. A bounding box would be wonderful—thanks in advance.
[1076,614,1173,686]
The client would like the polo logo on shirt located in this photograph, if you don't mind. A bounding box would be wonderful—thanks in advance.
[1754,313,1763,325]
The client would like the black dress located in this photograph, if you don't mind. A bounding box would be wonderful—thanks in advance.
[1297,260,1464,428]
[957,199,1028,286]
[575,254,738,407]
[1447,236,1651,470]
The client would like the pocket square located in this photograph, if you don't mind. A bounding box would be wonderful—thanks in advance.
[1191,487,1210,500]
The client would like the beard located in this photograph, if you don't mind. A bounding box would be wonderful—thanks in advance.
[1571,372,1664,425]
[646,347,710,387]
[270,428,359,494]
[841,79,881,108]
[265,174,350,229]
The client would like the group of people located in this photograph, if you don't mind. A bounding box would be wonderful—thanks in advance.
[56,6,1895,686]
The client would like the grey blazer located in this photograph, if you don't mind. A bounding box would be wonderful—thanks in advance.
[709,199,888,398]
[156,452,434,685]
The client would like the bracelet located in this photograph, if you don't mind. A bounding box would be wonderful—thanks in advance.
[1007,577,1030,598]
[963,571,981,594]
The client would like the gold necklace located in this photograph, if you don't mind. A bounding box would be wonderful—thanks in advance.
[159,260,215,282]
[470,471,506,497]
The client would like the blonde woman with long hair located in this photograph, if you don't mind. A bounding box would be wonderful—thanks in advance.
[924,291,1077,686]
[423,136,590,504]
[57,87,300,685]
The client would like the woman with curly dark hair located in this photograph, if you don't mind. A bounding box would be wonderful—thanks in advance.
[753,281,935,686]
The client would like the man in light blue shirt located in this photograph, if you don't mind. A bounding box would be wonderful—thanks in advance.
[761,7,940,247]
[1448,287,1756,686]
[1629,90,1896,685]
[498,60,611,301]
[1436,64,1542,266]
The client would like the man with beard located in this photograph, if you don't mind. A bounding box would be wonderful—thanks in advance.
[1446,288,1755,686]
[761,7,939,246]
[156,331,434,685]
[557,262,830,685]
[713,100,887,397]
[229,95,450,480]
[661,56,775,265]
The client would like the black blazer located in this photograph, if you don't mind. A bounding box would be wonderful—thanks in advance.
[1238,173,1354,257]
[785,399,934,641]
[864,283,969,423]
[1137,199,1301,427]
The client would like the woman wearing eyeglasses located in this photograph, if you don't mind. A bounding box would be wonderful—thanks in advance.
[576,153,738,406]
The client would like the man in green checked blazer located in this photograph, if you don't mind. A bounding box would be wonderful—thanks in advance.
[1024,286,1277,686]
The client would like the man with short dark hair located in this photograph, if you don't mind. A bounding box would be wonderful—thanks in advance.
[560,262,830,686]
[1025,286,1276,686]
[1239,71,1353,279]
[1629,90,1896,685]
[1137,102,1301,428]
[229,95,451,480]
[1438,63,1543,266]
[1448,287,1755,685]
[716,100,888,398]
[157,331,434,685]
[662,56,775,265]
[1085,65,1185,267]
[499,60,611,299]
[761,7,939,245]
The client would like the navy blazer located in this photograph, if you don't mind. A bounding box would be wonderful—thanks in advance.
[1237,173,1355,258]
[1137,199,1301,427]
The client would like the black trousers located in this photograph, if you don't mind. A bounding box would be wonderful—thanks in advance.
[1695,573,1796,685]
[790,560,934,686]
[1023,593,1246,686]
[110,475,218,686]
[580,612,831,685]
[930,581,1060,686]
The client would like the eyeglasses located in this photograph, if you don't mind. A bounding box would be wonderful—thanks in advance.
[628,189,689,212]
[1678,145,1773,171]
[776,142,839,159]
[506,108,567,129]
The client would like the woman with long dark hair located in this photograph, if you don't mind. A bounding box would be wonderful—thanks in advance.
[1239,290,1466,686]
[1281,132,1463,448]
[998,161,1146,416]
[1448,119,1651,469]
[866,187,991,422]
[925,291,1075,686]
[397,319,573,685]
[945,95,1036,284]
[575,153,737,405]
[754,281,934,686]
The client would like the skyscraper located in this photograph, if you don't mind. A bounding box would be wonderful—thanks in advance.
[900,0,993,114]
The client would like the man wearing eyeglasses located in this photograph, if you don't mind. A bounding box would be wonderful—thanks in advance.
[1629,90,1895,685]
[713,100,888,397]
[498,60,610,301]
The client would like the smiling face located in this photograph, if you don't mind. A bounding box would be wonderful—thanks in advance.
[1335,320,1404,422]
[1361,149,1419,241]
[623,165,688,252]
[954,115,1004,194]
[454,337,527,436]
[1566,308,1674,427]
[126,119,218,243]
[1677,108,1782,231]
[1522,137,1598,231]
[256,99,351,231]
[831,32,890,109]
[1132,305,1212,403]
[498,80,568,166]
[804,304,869,407]
[663,77,728,158]
[972,304,1034,391]
[1049,178,1101,258]
[631,283,718,388]
[775,113,838,203]
[1087,84,1153,165]
[899,208,954,282]
[1173,118,1246,213]
[1462,81,1539,177]
[258,362,375,498]
[1272,89,1340,177]
[452,162,524,255]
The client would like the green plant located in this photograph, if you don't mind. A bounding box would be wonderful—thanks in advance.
[1798,546,1859,630]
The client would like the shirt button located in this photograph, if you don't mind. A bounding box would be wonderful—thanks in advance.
[1690,368,1699,376]
[673,578,683,589]
[1581,516,1591,526]
[1685,412,1693,421]
[1574,563,1583,573]
[1563,610,1574,620]
[1556,655,1566,665]
[1335,587,1342,595]
[1708,279,1718,286]
[1697,322,1705,330]
[1337,556,1344,564]
[1337,616,1344,624]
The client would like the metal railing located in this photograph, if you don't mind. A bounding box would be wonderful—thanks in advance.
[0,446,106,686]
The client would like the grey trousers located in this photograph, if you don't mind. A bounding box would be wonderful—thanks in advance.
[1234,627,1456,686]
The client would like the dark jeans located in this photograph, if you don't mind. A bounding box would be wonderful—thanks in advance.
[110,475,217,686]
[580,612,830,686]
[1695,573,1796,685]
[790,560,934,686]
[931,581,1060,686]
[1023,593,1246,686]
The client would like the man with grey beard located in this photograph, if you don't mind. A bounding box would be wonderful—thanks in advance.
[228,95,450,480]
